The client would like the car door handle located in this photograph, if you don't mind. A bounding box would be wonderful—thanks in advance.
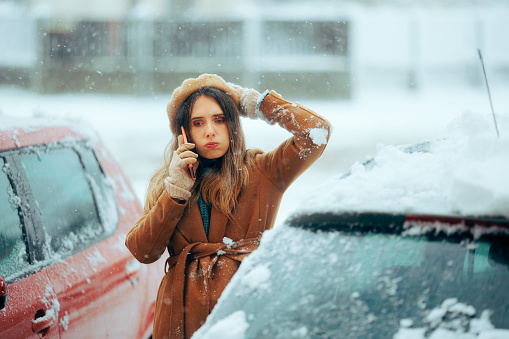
[32,308,57,335]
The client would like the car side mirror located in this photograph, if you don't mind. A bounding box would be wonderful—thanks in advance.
[0,275,7,310]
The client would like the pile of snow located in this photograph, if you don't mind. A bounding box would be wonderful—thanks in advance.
[192,311,249,339]
[239,263,271,293]
[0,113,100,146]
[395,298,509,339]
[296,111,509,219]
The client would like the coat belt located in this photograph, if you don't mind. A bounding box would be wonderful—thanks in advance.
[164,236,261,338]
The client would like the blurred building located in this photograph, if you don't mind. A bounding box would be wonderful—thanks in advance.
[0,0,508,97]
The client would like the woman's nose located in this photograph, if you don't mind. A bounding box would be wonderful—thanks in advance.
[205,122,215,137]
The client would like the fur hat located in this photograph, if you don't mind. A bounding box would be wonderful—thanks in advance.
[166,74,239,135]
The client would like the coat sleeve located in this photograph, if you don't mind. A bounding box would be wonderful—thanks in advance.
[255,90,332,192]
[125,190,187,264]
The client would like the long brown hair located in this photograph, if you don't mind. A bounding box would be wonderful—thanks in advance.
[144,87,259,217]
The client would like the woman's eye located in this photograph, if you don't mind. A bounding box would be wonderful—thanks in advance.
[215,117,226,123]
[193,121,203,127]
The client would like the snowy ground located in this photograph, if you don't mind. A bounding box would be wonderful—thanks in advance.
[1,81,508,226]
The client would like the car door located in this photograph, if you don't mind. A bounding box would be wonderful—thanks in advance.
[0,155,60,338]
[0,273,59,338]
[17,144,146,338]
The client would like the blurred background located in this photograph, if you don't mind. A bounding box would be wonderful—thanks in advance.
[2,0,509,96]
[1,0,509,224]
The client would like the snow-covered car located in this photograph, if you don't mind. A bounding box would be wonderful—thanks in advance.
[0,116,164,338]
[192,112,509,339]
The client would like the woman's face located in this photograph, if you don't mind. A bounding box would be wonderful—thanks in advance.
[189,95,230,159]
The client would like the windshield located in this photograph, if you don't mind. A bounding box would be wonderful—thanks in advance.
[204,225,509,338]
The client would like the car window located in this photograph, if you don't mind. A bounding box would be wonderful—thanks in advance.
[346,233,427,292]
[0,157,29,279]
[203,225,509,338]
[79,146,119,234]
[20,147,104,256]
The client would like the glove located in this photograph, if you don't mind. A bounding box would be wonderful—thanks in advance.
[227,83,262,120]
[164,135,198,201]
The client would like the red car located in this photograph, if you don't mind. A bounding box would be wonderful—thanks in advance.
[0,116,164,338]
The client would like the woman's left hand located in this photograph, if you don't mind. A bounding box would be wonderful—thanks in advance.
[228,83,261,119]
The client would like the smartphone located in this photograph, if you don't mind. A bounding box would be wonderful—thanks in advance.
[181,126,196,180]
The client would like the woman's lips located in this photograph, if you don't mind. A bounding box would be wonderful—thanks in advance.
[205,142,219,149]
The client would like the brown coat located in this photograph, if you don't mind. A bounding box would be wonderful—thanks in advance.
[125,91,331,339]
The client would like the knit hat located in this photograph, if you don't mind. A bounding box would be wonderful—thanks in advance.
[166,74,239,136]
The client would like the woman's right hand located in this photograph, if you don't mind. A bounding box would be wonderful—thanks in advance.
[164,135,199,201]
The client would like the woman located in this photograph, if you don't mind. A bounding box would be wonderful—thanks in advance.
[125,74,331,339]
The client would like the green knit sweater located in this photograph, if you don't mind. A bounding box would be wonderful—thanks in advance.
[197,157,219,239]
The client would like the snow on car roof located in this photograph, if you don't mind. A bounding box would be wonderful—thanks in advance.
[295,111,509,219]
[0,113,99,146]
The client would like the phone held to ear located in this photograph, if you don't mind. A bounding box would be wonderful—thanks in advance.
[181,126,197,180]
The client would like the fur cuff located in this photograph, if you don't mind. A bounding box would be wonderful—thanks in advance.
[255,90,271,121]
[164,178,192,201]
